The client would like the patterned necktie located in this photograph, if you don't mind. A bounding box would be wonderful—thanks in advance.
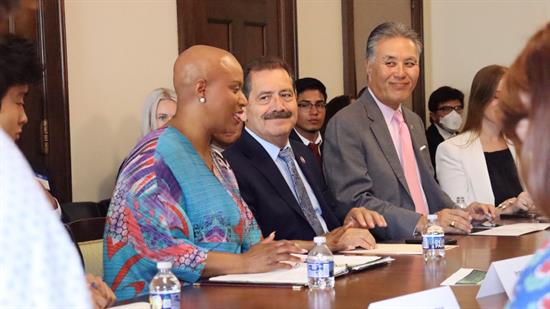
[278,147,325,235]
[307,142,322,168]
[392,110,428,215]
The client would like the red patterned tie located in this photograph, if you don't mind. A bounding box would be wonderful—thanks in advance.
[392,110,428,215]
[307,142,322,167]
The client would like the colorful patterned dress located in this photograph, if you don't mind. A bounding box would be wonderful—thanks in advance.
[103,127,261,300]
[507,239,550,308]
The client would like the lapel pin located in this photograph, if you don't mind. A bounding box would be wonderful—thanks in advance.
[300,156,306,164]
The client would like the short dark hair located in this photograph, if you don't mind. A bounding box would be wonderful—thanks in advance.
[295,77,327,100]
[0,35,42,105]
[243,56,294,98]
[427,86,464,112]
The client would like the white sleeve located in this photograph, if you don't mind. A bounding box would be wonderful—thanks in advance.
[435,140,474,205]
[0,130,92,308]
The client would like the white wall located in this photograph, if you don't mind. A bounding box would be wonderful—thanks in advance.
[297,0,344,100]
[424,0,550,120]
[64,0,178,201]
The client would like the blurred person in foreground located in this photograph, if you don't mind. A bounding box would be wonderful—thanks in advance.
[104,45,303,300]
[501,22,550,308]
[0,33,115,308]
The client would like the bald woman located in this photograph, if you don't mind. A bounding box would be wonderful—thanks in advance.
[103,46,303,300]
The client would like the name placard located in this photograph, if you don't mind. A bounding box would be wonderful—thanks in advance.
[369,286,459,309]
[476,254,533,299]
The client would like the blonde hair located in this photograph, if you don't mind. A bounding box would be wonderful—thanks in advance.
[141,88,177,137]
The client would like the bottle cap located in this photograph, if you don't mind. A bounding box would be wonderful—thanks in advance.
[157,261,172,269]
[427,214,437,221]
[313,236,326,245]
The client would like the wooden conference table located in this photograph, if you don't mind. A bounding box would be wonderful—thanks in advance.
[176,226,548,308]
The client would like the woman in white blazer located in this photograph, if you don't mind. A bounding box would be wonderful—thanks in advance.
[436,65,533,213]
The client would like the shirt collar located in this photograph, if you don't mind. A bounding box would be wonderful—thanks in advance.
[245,127,291,162]
[293,129,323,146]
[434,123,455,140]
[369,87,402,127]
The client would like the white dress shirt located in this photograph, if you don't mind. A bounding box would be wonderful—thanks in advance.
[293,129,323,149]
[246,128,329,233]
[0,129,92,308]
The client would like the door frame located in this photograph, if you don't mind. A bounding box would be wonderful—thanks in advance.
[341,0,425,122]
[175,0,298,77]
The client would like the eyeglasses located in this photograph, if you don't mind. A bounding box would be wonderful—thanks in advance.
[437,106,463,113]
[298,102,326,110]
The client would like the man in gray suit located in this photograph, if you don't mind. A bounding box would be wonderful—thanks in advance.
[323,22,494,240]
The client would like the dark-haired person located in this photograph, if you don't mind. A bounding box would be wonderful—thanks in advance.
[290,77,327,167]
[0,33,116,309]
[0,35,65,217]
[436,65,532,214]
[323,21,494,240]
[425,86,465,168]
[224,57,386,250]
[500,22,550,308]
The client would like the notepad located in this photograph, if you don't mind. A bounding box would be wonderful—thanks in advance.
[470,223,550,236]
[208,255,392,286]
[341,243,457,255]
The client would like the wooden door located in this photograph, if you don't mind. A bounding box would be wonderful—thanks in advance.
[0,0,72,202]
[177,0,297,76]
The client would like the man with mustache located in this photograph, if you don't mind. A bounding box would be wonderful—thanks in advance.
[224,57,386,251]
[323,22,494,240]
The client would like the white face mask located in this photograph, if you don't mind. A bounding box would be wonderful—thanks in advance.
[439,110,463,132]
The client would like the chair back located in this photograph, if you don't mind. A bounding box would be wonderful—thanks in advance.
[68,217,106,277]
[61,201,102,222]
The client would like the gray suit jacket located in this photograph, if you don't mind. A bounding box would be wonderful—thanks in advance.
[323,90,455,240]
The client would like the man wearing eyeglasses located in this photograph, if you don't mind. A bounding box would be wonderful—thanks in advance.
[426,86,465,168]
[289,77,327,168]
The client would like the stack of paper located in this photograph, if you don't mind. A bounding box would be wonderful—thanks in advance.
[208,255,392,286]
[471,223,550,236]
[341,243,457,255]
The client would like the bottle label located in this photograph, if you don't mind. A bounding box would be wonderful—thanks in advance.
[422,234,445,250]
[150,291,181,309]
[307,261,334,278]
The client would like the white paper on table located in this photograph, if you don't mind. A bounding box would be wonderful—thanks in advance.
[209,263,348,285]
[368,286,460,309]
[440,268,487,286]
[476,254,533,299]
[110,302,150,309]
[341,243,457,255]
[471,223,550,236]
[209,255,386,285]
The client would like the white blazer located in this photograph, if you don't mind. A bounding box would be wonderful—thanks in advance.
[435,131,518,206]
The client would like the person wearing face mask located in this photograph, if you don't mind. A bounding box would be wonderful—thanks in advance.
[425,86,465,169]
[436,65,533,216]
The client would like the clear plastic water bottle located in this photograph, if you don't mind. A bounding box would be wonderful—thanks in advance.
[307,236,335,289]
[422,214,445,262]
[456,196,467,209]
[149,261,181,309]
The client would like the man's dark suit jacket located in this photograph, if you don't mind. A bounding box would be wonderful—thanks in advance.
[224,129,340,241]
[425,124,445,169]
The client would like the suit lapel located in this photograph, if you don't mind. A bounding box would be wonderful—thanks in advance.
[293,143,326,209]
[363,93,411,197]
[239,131,309,222]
